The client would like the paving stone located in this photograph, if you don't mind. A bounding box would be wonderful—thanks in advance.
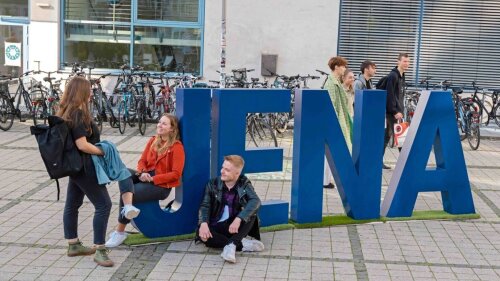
[2,123,500,280]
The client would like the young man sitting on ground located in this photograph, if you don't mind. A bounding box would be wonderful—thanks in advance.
[197,155,264,263]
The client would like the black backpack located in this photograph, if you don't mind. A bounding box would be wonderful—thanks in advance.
[31,115,83,200]
[375,75,389,90]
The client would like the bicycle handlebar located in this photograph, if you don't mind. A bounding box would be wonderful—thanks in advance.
[316,69,328,76]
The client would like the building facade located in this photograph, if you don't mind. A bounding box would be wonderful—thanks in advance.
[1,1,500,89]
[0,0,339,89]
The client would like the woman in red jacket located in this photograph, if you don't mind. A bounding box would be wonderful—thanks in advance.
[105,113,185,247]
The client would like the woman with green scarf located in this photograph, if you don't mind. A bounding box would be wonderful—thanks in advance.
[323,56,353,189]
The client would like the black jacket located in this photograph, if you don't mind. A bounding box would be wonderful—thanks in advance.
[386,67,405,115]
[198,175,261,240]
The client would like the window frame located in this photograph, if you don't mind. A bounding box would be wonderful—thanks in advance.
[60,0,205,75]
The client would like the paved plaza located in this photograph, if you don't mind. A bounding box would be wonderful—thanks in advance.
[0,121,499,281]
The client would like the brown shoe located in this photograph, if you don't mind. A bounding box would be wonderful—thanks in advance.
[67,240,96,257]
[94,246,114,267]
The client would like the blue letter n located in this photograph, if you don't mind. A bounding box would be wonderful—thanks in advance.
[291,89,386,223]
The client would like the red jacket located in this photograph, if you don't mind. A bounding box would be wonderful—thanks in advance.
[136,137,185,188]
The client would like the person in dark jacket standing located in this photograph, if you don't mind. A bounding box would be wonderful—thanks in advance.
[383,53,410,169]
[197,155,264,263]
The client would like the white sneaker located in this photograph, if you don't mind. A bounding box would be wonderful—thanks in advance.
[221,243,236,263]
[105,231,127,248]
[242,238,265,252]
[121,205,140,220]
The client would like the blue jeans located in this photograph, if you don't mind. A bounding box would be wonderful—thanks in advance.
[117,169,171,225]
[64,161,112,245]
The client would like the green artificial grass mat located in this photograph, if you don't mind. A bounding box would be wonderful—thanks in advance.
[124,224,296,246]
[124,232,195,246]
[292,210,480,229]
[123,211,479,246]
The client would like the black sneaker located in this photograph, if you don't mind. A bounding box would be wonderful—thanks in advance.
[323,183,335,189]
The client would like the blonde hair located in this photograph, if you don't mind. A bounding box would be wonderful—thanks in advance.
[224,155,245,171]
[342,68,355,93]
[153,113,180,154]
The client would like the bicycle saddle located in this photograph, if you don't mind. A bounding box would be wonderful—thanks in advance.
[451,87,463,94]
[461,97,474,105]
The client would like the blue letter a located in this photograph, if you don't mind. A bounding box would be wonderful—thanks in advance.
[381,91,475,217]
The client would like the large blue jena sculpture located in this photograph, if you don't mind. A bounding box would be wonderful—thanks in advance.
[133,88,475,238]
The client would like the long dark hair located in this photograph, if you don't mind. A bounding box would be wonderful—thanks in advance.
[56,76,92,131]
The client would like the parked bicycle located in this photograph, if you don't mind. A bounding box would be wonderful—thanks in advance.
[0,72,40,130]
[27,71,63,125]
[470,81,500,127]
[116,83,138,135]
[246,113,278,147]
[451,86,480,150]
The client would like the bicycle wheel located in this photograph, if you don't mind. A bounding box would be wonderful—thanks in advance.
[166,95,176,115]
[247,117,260,147]
[117,100,127,134]
[274,112,289,134]
[49,99,60,116]
[467,112,480,150]
[106,98,118,128]
[473,100,491,125]
[457,117,467,141]
[91,100,103,133]
[252,117,278,147]
[494,103,500,127]
[126,92,137,127]
[0,95,14,131]
[263,119,278,147]
[33,102,48,126]
[137,100,147,136]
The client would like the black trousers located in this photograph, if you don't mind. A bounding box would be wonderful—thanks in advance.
[118,169,170,225]
[199,216,256,251]
[64,161,112,245]
[383,113,402,155]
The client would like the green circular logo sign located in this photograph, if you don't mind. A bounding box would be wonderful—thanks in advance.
[6,45,20,60]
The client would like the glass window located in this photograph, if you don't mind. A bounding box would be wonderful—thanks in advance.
[0,0,28,17]
[133,26,201,73]
[64,23,131,68]
[62,0,204,73]
[65,0,131,22]
[0,25,24,77]
[137,0,199,22]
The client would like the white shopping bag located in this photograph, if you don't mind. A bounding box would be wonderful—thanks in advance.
[394,121,410,148]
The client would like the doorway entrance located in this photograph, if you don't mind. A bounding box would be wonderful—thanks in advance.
[0,23,27,77]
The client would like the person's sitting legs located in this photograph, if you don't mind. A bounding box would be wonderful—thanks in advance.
[118,169,141,220]
[199,216,263,263]
[106,173,170,248]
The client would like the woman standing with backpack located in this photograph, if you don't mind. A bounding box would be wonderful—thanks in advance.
[56,76,114,267]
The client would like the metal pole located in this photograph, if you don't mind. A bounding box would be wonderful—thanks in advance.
[220,0,227,88]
